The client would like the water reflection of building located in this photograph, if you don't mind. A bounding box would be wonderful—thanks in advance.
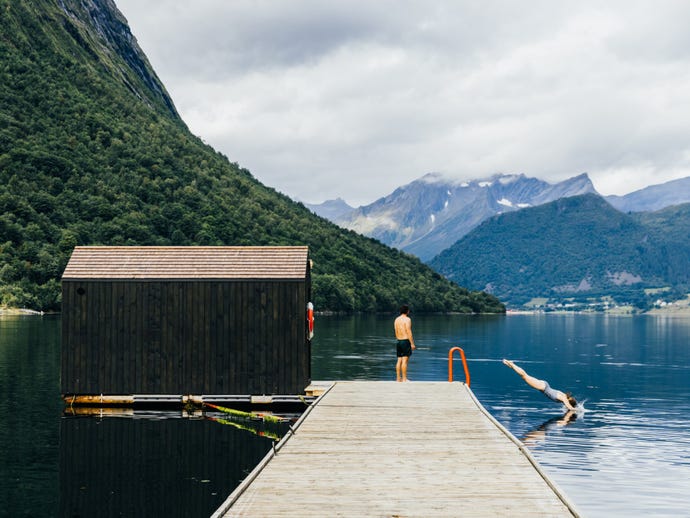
[59,414,279,517]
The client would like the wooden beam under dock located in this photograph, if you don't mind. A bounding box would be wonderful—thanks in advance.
[62,393,316,407]
[214,381,580,517]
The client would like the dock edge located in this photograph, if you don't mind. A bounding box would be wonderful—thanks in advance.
[210,381,336,517]
[461,383,583,518]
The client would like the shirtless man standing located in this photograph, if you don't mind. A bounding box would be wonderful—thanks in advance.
[394,305,416,382]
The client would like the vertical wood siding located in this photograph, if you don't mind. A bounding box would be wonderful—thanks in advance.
[61,279,310,395]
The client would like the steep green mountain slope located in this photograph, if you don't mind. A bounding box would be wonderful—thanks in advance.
[430,194,687,308]
[0,0,504,313]
[632,203,690,286]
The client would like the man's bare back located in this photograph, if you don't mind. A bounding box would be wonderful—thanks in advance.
[394,314,414,344]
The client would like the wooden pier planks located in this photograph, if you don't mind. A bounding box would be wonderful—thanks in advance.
[216,381,579,517]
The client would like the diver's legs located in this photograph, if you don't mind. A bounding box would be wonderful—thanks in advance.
[503,359,546,391]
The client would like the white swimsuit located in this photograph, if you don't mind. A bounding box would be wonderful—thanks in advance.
[541,381,561,403]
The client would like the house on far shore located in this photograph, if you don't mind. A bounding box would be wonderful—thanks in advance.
[61,246,312,404]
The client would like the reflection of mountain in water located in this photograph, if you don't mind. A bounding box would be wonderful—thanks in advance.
[59,414,286,517]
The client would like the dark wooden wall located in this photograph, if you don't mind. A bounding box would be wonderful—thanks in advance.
[61,279,311,395]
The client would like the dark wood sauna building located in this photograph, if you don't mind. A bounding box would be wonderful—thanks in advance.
[61,246,312,399]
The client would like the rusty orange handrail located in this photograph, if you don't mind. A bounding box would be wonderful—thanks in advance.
[448,347,470,386]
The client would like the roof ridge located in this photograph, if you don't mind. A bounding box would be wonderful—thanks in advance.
[63,246,310,280]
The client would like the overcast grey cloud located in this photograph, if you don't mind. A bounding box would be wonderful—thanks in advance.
[116,0,690,206]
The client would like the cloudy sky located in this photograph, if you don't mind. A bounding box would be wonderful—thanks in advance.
[116,1,690,206]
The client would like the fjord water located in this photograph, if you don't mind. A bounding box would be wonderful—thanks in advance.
[313,313,690,517]
[0,315,286,518]
[2,313,689,516]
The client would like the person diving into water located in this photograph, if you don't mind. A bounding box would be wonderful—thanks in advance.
[503,359,578,410]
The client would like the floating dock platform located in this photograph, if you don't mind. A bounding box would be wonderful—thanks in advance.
[213,381,580,517]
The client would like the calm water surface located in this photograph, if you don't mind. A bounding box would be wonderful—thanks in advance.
[0,315,288,518]
[1,313,689,516]
[313,313,690,517]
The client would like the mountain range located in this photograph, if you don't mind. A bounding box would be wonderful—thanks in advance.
[308,172,690,262]
[429,193,690,308]
[605,176,690,212]
[0,0,503,314]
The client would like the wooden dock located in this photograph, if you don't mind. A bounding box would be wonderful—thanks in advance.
[213,381,580,517]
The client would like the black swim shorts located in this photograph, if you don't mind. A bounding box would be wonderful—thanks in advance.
[396,339,412,357]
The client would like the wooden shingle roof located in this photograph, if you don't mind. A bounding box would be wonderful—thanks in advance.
[62,246,310,280]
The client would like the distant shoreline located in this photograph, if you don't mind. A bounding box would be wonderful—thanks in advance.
[2,305,689,317]
[0,308,46,316]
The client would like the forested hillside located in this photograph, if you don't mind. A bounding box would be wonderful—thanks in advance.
[0,0,504,314]
[430,194,689,308]
[632,204,690,286]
